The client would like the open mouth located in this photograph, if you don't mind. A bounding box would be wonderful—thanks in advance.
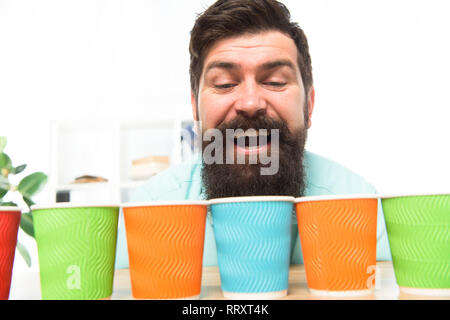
[233,129,272,154]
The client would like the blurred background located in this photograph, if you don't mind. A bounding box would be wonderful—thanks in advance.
[1,0,449,271]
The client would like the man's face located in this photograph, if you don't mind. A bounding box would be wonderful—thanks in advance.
[193,30,315,199]
[193,30,314,137]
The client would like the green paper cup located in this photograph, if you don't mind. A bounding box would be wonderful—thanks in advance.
[32,203,119,300]
[381,193,450,296]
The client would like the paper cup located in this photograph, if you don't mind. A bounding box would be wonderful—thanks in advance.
[381,193,450,296]
[295,195,378,297]
[123,201,208,300]
[209,196,295,300]
[0,207,21,300]
[32,203,119,300]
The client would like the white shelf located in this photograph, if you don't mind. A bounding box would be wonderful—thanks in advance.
[55,182,114,191]
[50,117,194,203]
[54,181,146,192]
[119,180,147,190]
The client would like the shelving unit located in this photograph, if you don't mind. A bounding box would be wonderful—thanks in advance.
[49,117,195,204]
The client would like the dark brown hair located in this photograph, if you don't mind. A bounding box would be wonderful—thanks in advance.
[189,0,313,99]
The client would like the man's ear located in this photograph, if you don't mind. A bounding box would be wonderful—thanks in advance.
[191,92,199,121]
[307,86,315,129]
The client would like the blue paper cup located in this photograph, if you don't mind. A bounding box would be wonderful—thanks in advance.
[209,196,295,299]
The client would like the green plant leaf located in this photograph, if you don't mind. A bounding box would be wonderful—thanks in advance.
[0,201,17,207]
[20,212,34,238]
[23,196,35,209]
[0,153,13,173]
[16,241,32,267]
[0,187,7,199]
[18,172,48,198]
[0,137,6,153]
[12,164,27,175]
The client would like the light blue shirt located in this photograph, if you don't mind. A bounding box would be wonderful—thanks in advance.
[115,150,391,268]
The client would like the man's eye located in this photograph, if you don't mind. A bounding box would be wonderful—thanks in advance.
[215,83,236,89]
[264,82,287,87]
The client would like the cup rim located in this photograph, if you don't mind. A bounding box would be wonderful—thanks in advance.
[0,206,22,212]
[295,194,379,203]
[122,200,209,208]
[380,191,450,199]
[31,203,120,210]
[208,196,295,205]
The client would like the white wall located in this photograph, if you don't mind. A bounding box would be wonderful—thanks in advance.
[285,0,450,196]
[1,0,449,272]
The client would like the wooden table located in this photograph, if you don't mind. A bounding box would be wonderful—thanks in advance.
[9,262,449,300]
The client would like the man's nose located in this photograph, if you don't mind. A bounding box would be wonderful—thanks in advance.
[234,81,267,117]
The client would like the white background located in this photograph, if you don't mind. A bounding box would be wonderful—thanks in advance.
[1,0,449,272]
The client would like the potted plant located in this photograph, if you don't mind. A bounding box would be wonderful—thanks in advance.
[0,136,47,299]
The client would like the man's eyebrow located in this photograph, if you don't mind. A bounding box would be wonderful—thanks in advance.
[260,59,296,72]
[204,61,240,74]
[203,59,297,75]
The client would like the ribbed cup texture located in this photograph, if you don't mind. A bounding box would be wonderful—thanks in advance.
[296,199,377,291]
[382,195,450,289]
[33,207,119,300]
[211,201,292,294]
[0,210,21,300]
[123,205,207,299]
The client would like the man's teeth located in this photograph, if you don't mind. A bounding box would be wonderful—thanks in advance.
[232,129,271,149]
[233,129,270,139]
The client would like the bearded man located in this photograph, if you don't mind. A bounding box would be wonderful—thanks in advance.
[116,0,391,268]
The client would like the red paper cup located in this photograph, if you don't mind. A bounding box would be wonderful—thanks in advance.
[0,207,21,300]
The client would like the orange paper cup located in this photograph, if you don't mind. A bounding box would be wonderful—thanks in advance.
[123,201,208,299]
[295,195,378,297]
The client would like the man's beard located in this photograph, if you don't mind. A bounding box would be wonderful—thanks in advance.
[201,114,307,199]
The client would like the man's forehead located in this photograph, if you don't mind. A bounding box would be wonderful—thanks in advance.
[202,30,299,72]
